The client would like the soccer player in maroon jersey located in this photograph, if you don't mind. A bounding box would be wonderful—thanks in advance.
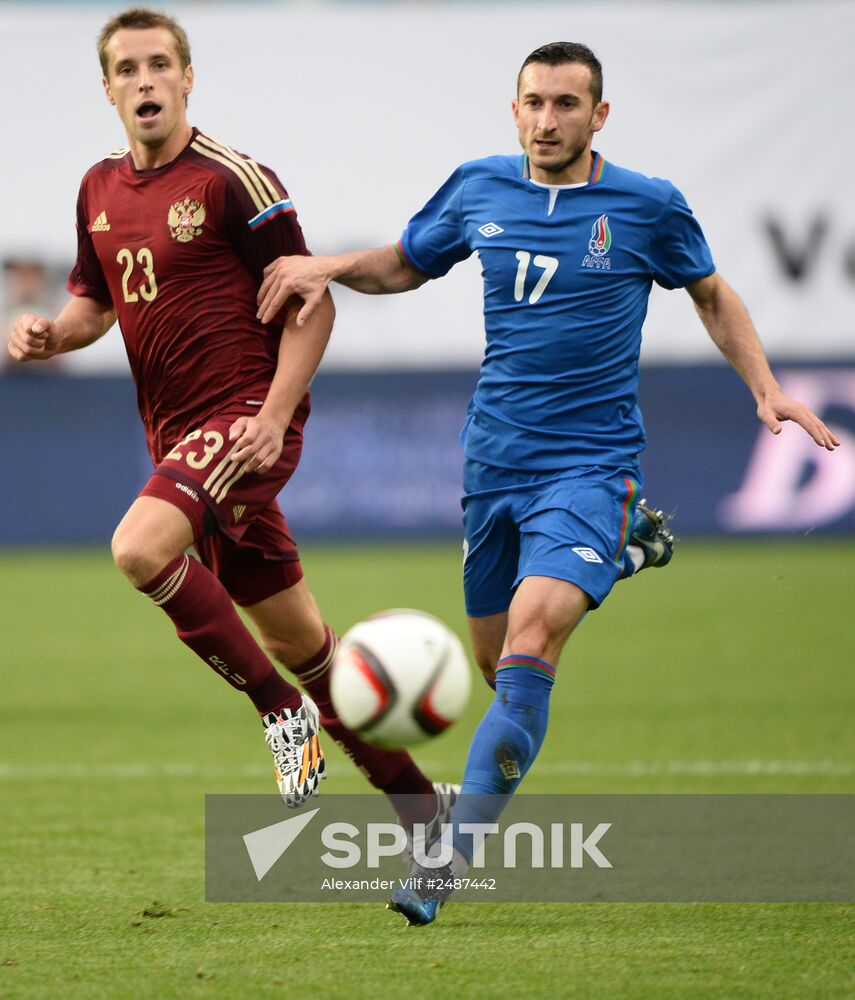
[7,7,455,831]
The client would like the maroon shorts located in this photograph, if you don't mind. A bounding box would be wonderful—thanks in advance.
[140,411,305,606]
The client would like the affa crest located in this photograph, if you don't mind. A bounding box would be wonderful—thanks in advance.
[588,214,612,256]
[582,214,612,270]
[168,197,206,242]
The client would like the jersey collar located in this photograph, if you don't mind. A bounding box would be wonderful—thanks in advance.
[521,150,606,184]
[129,126,199,177]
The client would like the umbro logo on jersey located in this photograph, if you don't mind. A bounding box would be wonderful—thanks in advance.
[89,211,111,233]
[478,222,504,238]
[572,546,603,564]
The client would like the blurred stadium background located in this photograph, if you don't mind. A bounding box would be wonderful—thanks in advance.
[1,0,853,544]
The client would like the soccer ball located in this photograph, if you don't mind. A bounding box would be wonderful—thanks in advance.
[330,609,471,749]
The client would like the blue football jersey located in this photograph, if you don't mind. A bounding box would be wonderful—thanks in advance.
[398,153,715,471]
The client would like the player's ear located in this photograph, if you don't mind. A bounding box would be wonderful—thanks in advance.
[592,100,609,133]
[102,76,115,106]
[511,98,520,125]
[184,64,194,99]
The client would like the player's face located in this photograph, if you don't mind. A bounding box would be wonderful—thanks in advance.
[102,27,194,163]
[513,62,609,184]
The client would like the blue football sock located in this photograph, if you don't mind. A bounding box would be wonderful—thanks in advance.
[450,655,555,864]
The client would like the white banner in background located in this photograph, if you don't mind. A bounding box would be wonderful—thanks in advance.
[1,1,853,371]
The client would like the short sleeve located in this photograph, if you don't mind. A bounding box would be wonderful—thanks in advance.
[650,185,715,290]
[223,161,309,285]
[399,166,473,278]
[66,184,112,304]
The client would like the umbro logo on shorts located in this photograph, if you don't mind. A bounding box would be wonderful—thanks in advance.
[572,546,603,564]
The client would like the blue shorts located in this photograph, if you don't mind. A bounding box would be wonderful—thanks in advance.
[462,460,642,617]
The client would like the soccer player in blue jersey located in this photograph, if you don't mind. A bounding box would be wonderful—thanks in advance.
[257,41,840,924]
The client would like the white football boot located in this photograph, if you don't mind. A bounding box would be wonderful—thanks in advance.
[261,694,326,807]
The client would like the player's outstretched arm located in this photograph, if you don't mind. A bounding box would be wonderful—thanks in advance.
[687,273,840,451]
[257,246,429,327]
[230,289,336,474]
[7,296,115,364]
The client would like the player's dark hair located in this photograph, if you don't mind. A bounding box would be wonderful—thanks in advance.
[97,7,191,75]
[518,42,603,105]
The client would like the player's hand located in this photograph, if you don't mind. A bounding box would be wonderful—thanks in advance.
[228,415,284,474]
[7,314,63,362]
[756,389,840,451]
[257,256,332,327]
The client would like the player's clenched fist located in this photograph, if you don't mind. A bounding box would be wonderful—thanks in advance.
[8,314,62,363]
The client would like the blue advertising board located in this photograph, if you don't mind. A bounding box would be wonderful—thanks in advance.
[1,365,853,546]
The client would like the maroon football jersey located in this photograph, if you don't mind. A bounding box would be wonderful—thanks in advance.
[68,128,309,461]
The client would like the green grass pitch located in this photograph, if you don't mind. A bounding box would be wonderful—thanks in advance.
[1,540,853,998]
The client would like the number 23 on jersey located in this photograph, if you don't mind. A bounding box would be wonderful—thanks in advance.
[117,247,158,303]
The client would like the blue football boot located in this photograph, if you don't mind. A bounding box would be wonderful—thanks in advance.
[388,863,455,926]
[626,499,674,572]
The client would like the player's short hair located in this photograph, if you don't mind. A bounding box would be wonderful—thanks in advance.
[518,42,603,105]
[97,7,191,76]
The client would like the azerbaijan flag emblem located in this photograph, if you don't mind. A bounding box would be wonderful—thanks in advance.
[588,214,612,256]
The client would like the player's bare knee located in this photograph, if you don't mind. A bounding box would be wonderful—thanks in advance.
[111,534,152,586]
[504,623,553,660]
[111,526,171,588]
[506,609,573,659]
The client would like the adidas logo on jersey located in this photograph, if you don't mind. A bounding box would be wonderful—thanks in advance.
[89,211,111,232]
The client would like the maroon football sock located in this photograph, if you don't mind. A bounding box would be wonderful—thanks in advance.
[293,626,437,824]
[384,764,445,828]
[140,555,302,714]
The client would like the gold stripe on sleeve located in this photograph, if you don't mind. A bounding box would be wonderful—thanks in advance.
[191,138,266,212]
[193,133,270,209]
[196,132,281,203]
[244,157,281,203]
